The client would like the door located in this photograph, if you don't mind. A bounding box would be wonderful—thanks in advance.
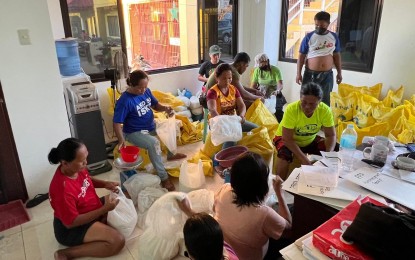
[0,82,28,204]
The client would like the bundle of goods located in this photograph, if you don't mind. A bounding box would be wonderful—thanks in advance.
[331,83,415,144]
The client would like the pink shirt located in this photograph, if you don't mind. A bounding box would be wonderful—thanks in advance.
[214,184,287,260]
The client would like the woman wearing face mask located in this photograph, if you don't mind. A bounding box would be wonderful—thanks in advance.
[250,53,284,98]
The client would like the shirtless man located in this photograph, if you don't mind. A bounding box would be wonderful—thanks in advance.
[296,11,342,106]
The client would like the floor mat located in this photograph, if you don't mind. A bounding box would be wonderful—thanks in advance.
[0,200,30,232]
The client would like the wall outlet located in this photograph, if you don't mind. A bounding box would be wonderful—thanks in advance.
[17,29,31,45]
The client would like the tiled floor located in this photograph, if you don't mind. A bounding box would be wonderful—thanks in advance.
[0,141,292,260]
[0,141,225,260]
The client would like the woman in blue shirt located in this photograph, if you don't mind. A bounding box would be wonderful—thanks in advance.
[113,70,186,191]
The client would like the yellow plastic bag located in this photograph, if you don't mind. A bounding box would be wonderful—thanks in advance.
[338,83,382,99]
[373,105,405,135]
[152,90,184,108]
[237,126,275,164]
[382,85,404,108]
[409,94,415,106]
[107,87,122,116]
[330,92,355,126]
[336,121,388,145]
[188,151,214,177]
[200,132,222,159]
[245,99,279,140]
[176,115,203,145]
[353,93,379,128]
[113,142,151,170]
[389,117,415,144]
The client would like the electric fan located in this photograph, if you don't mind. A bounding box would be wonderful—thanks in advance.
[104,50,129,111]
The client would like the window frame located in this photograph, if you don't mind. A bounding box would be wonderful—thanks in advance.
[278,0,383,73]
[59,0,238,82]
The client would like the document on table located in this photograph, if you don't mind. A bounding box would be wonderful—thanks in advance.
[343,167,415,210]
[282,168,381,201]
[301,165,338,187]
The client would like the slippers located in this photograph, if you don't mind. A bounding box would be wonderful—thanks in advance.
[26,193,49,208]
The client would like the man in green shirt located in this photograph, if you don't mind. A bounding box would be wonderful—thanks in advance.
[273,82,338,180]
[206,52,263,107]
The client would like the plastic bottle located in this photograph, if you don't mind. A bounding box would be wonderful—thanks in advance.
[340,124,358,171]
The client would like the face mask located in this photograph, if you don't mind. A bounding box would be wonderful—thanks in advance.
[315,27,327,35]
[259,65,268,70]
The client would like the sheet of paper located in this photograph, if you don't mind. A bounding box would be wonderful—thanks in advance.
[282,168,383,206]
[343,167,415,210]
[302,236,331,260]
[399,169,415,184]
[301,165,338,187]
[298,172,359,200]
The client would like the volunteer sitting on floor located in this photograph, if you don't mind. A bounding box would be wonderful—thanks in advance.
[206,63,257,174]
[113,70,186,191]
[48,138,125,260]
[206,52,263,108]
[274,82,338,180]
[184,213,238,260]
[250,53,284,98]
[214,152,292,260]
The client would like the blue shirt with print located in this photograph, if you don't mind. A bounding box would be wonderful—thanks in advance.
[113,88,158,133]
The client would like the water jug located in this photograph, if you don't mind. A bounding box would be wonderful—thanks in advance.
[55,38,81,76]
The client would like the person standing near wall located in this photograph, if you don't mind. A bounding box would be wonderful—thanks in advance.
[296,11,342,106]
[198,45,225,89]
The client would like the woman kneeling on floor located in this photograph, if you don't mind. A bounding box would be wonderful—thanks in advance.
[48,138,125,259]
[214,152,292,260]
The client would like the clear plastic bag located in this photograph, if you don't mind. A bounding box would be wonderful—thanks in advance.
[179,160,205,192]
[209,115,243,146]
[138,192,189,260]
[187,189,214,214]
[136,187,167,228]
[156,116,178,154]
[123,173,161,205]
[264,95,277,114]
[107,187,138,239]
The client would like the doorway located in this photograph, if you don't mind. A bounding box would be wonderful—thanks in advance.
[0,81,28,204]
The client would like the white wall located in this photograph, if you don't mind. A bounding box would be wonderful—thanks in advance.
[271,0,415,103]
[0,0,71,198]
[238,0,266,84]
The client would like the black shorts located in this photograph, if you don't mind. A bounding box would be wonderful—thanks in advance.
[53,217,96,246]
[53,197,105,247]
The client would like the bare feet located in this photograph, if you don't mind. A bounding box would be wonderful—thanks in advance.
[167,153,187,161]
[161,179,176,191]
[54,250,68,260]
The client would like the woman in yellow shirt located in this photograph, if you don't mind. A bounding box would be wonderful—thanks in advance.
[206,63,257,174]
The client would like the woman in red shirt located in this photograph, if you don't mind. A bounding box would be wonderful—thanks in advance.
[48,138,124,259]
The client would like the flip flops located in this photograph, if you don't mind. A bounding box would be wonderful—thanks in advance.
[26,193,49,208]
